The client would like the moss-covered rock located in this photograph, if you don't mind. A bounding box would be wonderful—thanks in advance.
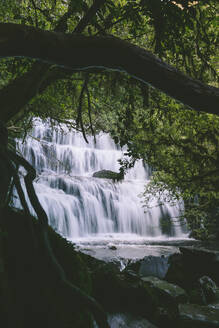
[178,303,219,328]
[141,276,188,307]
[87,257,188,327]
[93,169,124,181]
[166,246,219,290]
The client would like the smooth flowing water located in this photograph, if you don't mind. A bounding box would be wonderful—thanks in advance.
[15,118,187,244]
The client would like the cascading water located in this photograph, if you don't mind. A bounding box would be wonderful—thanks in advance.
[14,118,187,244]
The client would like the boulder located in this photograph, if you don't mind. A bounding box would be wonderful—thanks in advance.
[199,276,218,304]
[165,253,187,288]
[178,303,219,328]
[141,276,188,307]
[189,286,207,305]
[91,260,188,325]
[187,276,218,305]
[93,169,124,181]
[140,276,188,327]
[126,255,170,279]
[92,265,157,316]
[107,313,158,328]
[165,247,219,290]
[108,245,117,250]
[179,246,219,263]
[80,250,191,327]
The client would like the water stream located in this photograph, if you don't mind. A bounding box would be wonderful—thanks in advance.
[14,118,187,245]
[13,118,190,328]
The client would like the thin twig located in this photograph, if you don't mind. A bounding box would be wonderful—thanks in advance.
[85,76,96,143]
[76,78,89,143]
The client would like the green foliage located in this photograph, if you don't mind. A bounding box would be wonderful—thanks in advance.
[0,0,218,239]
[116,92,219,239]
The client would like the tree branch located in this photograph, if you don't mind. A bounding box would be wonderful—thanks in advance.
[74,0,105,34]
[7,151,110,328]
[85,77,96,143]
[0,1,106,124]
[76,77,89,143]
[0,23,218,123]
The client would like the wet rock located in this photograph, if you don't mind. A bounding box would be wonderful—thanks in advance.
[189,286,207,305]
[189,276,218,305]
[179,246,219,263]
[80,251,191,327]
[178,303,219,328]
[141,276,188,306]
[91,259,188,322]
[93,169,124,181]
[210,288,219,306]
[199,276,218,303]
[126,255,170,279]
[108,244,117,250]
[107,313,158,328]
[123,269,139,281]
[165,252,191,289]
[92,266,157,316]
[165,247,219,290]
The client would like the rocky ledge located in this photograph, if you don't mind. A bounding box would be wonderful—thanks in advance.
[80,245,219,328]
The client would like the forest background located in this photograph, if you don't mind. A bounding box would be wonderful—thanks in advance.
[0,0,219,239]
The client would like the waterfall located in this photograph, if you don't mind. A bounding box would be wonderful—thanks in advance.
[14,118,187,243]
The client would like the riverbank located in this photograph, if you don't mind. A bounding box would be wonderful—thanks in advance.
[1,207,219,328]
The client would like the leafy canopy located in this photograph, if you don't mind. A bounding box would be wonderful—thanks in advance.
[0,0,219,239]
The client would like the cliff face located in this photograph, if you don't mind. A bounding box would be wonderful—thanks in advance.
[0,207,93,328]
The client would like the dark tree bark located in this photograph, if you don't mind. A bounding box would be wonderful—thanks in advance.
[0,145,110,328]
[73,0,105,34]
[0,23,218,123]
